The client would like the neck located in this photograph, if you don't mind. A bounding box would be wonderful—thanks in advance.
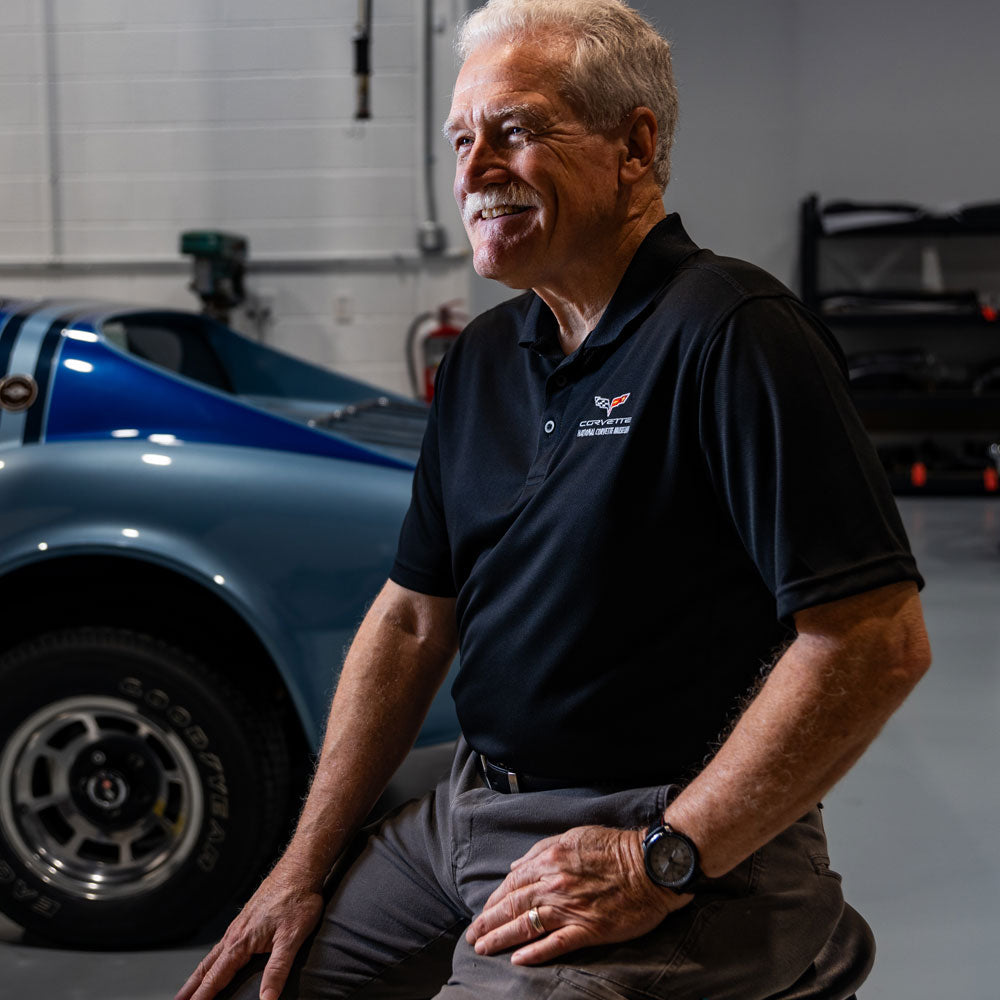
[534,199,667,355]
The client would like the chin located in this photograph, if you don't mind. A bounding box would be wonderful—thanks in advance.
[473,249,533,289]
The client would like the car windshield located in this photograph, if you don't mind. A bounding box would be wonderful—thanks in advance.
[103,314,233,393]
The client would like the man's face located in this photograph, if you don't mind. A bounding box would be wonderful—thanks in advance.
[445,40,624,290]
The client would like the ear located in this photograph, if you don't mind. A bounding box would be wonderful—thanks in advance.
[619,106,658,185]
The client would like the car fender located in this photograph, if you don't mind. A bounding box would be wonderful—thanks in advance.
[0,438,448,747]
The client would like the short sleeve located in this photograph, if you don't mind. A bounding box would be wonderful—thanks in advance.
[697,295,924,623]
[389,362,457,598]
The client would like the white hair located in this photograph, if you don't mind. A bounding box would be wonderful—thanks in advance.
[456,0,679,190]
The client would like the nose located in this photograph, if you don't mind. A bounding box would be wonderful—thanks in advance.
[455,133,510,196]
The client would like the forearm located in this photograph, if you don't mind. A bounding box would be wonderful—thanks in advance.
[280,581,458,889]
[665,581,931,877]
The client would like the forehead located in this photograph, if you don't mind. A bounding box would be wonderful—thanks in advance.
[448,39,577,127]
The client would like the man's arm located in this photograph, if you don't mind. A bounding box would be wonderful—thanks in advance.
[467,579,930,964]
[176,580,458,1000]
[663,579,930,875]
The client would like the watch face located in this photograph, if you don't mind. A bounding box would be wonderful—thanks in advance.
[647,831,696,887]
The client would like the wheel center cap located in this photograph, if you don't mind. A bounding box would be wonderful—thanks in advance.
[86,769,130,811]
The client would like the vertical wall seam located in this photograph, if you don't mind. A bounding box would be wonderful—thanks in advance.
[41,0,63,262]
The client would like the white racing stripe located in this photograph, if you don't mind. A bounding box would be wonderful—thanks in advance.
[0,303,89,446]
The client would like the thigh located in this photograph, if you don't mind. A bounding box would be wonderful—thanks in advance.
[433,807,845,1000]
[219,789,470,1000]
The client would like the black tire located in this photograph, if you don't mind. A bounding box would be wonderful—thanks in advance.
[0,628,291,948]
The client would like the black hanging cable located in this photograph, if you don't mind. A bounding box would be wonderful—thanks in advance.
[353,0,373,119]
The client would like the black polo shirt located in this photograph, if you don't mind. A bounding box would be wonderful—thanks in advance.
[390,215,923,785]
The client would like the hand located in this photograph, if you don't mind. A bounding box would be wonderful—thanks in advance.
[175,860,325,1000]
[465,824,691,965]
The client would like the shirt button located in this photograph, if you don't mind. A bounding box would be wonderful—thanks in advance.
[555,375,567,388]
[544,419,555,434]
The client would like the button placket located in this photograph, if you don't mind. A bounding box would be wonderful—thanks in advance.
[522,369,574,493]
[541,364,577,445]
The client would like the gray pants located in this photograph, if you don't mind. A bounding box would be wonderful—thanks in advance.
[222,739,846,999]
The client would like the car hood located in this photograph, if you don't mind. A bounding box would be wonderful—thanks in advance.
[241,393,429,465]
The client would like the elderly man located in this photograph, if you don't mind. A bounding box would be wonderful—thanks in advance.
[179,2,930,998]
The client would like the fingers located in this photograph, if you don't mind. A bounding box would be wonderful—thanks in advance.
[183,938,255,1000]
[481,864,536,915]
[467,884,549,950]
[472,902,555,956]
[175,942,224,1000]
[259,919,317,1000]
[469,831,584,955]
[511,924,589,966]
[175,918,271,1000]
[175,870,324,1000]
[259,943,297,1000]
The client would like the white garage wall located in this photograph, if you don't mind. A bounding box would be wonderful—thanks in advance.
[0,0,469,395]
[5,1,998,377]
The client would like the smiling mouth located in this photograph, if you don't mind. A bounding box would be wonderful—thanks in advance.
[478,205,532,220]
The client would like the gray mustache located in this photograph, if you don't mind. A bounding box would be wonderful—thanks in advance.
[463,184,541,223]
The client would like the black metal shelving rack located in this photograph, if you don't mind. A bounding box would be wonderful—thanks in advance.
[799,194,1000,495]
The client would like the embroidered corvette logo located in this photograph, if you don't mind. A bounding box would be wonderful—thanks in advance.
[578,392,633,438]
[594,392,629,416]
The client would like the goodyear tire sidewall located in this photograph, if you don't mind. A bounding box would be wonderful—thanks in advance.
[0,630,280,947]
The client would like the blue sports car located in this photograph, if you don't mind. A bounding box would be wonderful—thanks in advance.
[0,298,460,948]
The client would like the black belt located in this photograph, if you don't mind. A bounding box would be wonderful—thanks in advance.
[476,754,573,794]
[476,752,684,799]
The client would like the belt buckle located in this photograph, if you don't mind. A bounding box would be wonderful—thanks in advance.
[480,754,521,793]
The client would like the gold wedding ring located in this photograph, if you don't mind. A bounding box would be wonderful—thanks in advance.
[527,907,545,934]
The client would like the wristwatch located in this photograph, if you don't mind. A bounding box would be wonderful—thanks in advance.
[642,822,703,892]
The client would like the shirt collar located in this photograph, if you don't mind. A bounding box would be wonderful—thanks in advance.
[517,213,703,355]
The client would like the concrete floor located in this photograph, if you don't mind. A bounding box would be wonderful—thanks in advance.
[1,496,997,999]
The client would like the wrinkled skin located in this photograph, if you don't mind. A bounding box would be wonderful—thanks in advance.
[175,861,324,1000]
[466,824,691,965]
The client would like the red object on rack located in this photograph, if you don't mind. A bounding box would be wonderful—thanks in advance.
[910,462,928,488]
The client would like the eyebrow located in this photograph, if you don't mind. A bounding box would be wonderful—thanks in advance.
[442,103,554,141]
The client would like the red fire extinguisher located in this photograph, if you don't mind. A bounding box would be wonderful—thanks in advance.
[406,302,466,402]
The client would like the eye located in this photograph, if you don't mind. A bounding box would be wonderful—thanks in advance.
[453,134,474,153]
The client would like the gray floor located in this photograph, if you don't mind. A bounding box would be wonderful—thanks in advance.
[1,497,997,999]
